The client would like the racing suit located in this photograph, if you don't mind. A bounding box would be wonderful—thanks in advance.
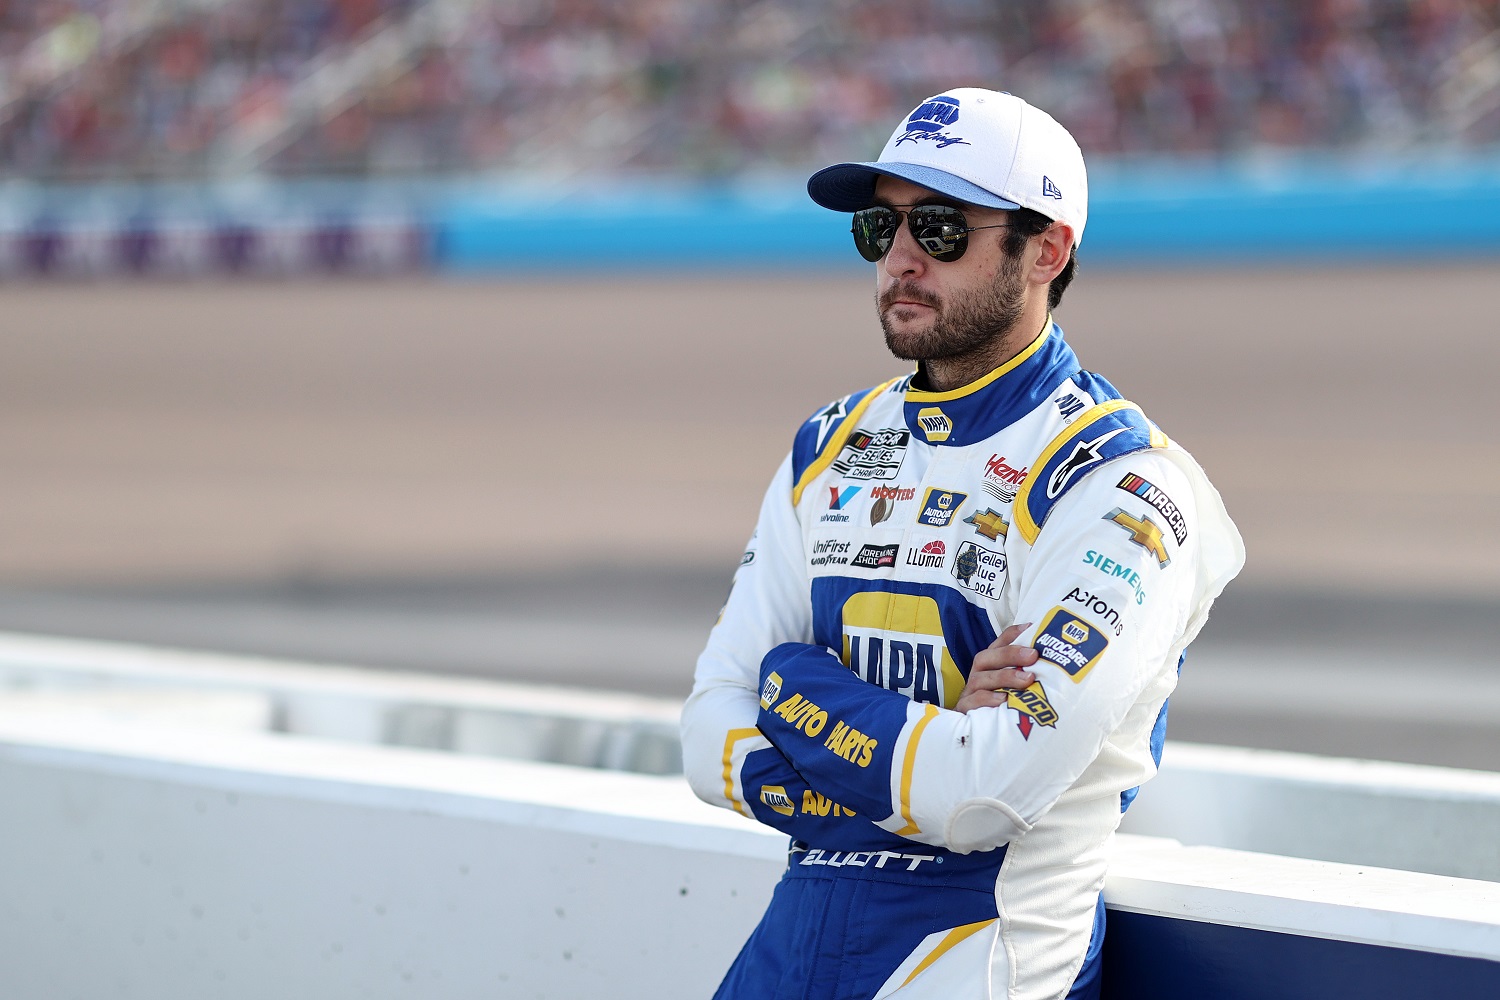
[680,319,1244,1000]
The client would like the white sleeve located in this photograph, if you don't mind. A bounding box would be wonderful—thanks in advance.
[883,450,1201,852]
[679,452,814,814]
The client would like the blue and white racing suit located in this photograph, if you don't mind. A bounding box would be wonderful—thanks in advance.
[681,319,1244,999]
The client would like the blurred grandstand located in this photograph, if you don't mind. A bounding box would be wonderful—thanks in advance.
[3,0,1499,182]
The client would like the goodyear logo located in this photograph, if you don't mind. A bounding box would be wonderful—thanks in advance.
[915,407,952,442]
[841,592,964,708]
[1033,607,1109,682]
[760,671,783,710]
[759,785,795,817]
[1006,680,1059,739]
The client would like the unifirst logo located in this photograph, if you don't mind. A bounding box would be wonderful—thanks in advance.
[916,407,952,442]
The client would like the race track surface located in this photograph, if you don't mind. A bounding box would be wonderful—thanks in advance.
[0,267,1495,769]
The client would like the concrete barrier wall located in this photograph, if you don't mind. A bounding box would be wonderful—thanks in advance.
[1123,742,1500,882]
[0,708,784,1000]
[2,704,1498,1000]
[2,632,1499,996]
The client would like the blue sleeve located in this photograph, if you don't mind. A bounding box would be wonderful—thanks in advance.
[756,642,913,822]
[738,744,875,842]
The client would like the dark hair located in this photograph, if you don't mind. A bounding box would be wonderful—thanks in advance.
[1003,208,1078,310]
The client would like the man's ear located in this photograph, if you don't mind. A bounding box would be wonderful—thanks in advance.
[1029,224,1074,286]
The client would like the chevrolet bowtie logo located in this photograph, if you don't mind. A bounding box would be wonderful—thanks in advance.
[1104,508,1170,567]
[963,508,1009,541]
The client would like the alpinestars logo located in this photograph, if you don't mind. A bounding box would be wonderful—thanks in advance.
[1046,427,1129,498]
[894,95,970,149]
[810,397,849,451]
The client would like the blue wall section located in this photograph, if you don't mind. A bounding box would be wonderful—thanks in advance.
[435,159,1500,271]
[1101,911,1500,1000]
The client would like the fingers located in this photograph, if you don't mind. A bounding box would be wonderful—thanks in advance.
[988,622,1033,648]
[954,685,1020,715]
[972,643,1039,672]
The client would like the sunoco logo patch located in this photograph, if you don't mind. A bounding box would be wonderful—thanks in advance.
[1033,607,1109,682]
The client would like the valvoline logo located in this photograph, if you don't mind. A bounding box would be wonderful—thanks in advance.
[896,96,970,148]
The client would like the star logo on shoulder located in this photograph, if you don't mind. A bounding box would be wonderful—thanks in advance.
[812,397,849,451]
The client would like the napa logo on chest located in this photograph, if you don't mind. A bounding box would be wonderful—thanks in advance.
[839,592,964,708]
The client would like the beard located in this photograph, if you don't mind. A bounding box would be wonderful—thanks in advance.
[877,253,1027,363]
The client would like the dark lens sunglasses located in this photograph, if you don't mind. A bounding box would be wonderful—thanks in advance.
[851,204,1013,263]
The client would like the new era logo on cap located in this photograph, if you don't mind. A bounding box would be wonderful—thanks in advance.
[1042,176,1063,199]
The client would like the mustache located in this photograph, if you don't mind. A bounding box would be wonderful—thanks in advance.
[879,282,940,312]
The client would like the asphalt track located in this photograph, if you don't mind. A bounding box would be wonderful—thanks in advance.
[0,268,1495,770]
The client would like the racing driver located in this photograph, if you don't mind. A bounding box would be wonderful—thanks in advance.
[680,88,1245,999]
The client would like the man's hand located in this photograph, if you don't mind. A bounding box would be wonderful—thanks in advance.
[954,623,1040,715]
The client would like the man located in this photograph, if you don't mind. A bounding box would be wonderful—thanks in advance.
[680,88,1244,1000]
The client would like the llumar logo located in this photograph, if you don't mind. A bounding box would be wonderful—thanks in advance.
[915,407,952,442]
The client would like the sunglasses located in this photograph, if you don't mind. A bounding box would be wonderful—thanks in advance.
[851,204,1014,263]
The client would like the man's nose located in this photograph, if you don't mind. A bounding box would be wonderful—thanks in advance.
[881,218,928,280]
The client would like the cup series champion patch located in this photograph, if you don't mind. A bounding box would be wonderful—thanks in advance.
[1032,607,1109,682]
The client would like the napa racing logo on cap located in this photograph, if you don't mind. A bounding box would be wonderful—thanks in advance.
[916,487,967,527]
[895,95,971,149]
[915,407,952,442]
[759,785,796,817]
[1033,607,1109,682]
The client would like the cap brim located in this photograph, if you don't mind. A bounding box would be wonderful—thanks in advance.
[807,162,1021,212]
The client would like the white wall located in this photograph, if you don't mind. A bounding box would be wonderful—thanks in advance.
[1122,742,1500,882]
[0,709,784,1000]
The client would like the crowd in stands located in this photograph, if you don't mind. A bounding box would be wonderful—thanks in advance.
[2,0,1496,180]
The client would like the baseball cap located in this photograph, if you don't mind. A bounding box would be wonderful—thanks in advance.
[807,88,1089,247]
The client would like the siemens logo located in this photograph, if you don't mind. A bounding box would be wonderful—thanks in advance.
[1082,550,1147,605]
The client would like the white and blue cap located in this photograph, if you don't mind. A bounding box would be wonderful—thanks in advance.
[807,88,1089,247]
